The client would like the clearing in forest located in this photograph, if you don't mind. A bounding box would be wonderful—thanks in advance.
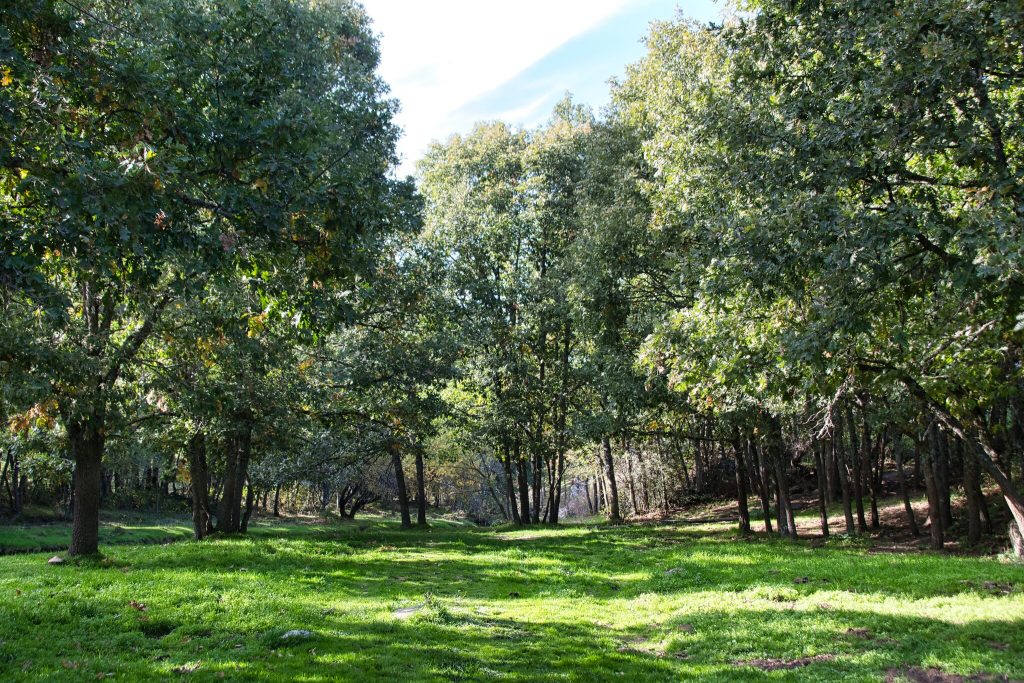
[0,517,1021,682]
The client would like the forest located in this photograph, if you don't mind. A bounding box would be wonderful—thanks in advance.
[1,0,1023,681]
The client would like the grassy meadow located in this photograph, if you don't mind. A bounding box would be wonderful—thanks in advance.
[0,514,1021,681]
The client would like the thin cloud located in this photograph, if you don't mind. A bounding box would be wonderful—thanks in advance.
[361,0,634,175]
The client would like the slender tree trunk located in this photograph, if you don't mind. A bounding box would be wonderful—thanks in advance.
[625,438,639,517]
[638,443,651,513]
[11,450,23,516]
[516,441,532,526]
[845,406,868,533]
[240,479,255,533]
[936,430,954,530]
[834,415,856,534]
[601,435,622,523]
[754,440,774,534]
[503,451,522,525]
[731,427,751,534]
[865,421,881,529]
[674,433,692,490]
[812,436,830,538]
[768,418,796,539]
[273,483,281,517]
[922,427,945,550]
[895,445,920,537]
[389,440,412,528]
[414,449,428,526]
[963,443,983,546]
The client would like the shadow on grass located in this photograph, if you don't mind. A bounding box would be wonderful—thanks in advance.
[1,521,1022,681]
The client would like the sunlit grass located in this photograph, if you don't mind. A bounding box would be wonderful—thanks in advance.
[0,516,1021,681]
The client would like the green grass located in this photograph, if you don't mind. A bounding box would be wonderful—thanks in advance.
[0,516,1021,681]
[0,511,195,553]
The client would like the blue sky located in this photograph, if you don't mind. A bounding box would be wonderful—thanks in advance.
[359,1,723,176]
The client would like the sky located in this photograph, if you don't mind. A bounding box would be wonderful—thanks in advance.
[359,1,723,176]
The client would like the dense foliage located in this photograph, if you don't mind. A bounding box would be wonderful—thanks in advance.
[2,0,1023,564]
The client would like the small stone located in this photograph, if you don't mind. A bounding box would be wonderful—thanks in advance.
[281,630,312,640]
[47,556,64,565]
[393,605,424,619]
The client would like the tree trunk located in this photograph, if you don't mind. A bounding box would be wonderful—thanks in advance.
[902,375,1024,558]
[187,432,211,540]
[273,483,281,517]
[845,406,868,533]
[11,450,23,516]
[503,452,522,525]
[625,438,639,517]
[754,440,774,534]
[834,415,856,534]
[921,428,945,550]
[963,443,983,546]
[515,440,532,526]
[414,448,428,526]
[812,436,830,538]
[895,444,920,537]
[389,440,412,528]
[218,437,239,532]
[68,416,105,556]
[601,435,622,523]
[768,418,796,539]
[240,479,255,533]
[731,427,751,534]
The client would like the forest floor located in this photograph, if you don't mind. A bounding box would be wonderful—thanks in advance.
[0,511,1022,681]
[0,508,196,553]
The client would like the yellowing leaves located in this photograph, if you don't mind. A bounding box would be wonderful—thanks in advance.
[8,400,58,435]
[1,66,12,87]
[247,313,267,338]
[252,177,269,193]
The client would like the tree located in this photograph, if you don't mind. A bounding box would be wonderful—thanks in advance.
[1,0,399,554]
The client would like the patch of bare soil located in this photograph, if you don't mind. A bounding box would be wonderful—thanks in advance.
[735,654,835,671]
[885,667,1023,682]
[844,627,898,645]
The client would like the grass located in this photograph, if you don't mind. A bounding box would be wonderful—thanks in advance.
[0,514,1021,681]
[0,510,195,553]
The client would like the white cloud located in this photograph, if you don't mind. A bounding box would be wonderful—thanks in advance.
[360,0,635,175]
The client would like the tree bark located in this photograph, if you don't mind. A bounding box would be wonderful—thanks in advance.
[895,444,920,537]
[218,436,239,532]
[768,417,796,539]
[921,436,942,552]
[963,441,983,546]
[833,415,856,534]
[812,436,830,538]
[414,448,428,526]
[845,406,868,533]
[516,441,532,526]
[731,427,751,534]
[503,449,522,525]
[389,440,412,528]
[187,432,211,540]
[68,416,105,556]
[754,441,773,533]
[601,435,622,523]
[240,479,255,533]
